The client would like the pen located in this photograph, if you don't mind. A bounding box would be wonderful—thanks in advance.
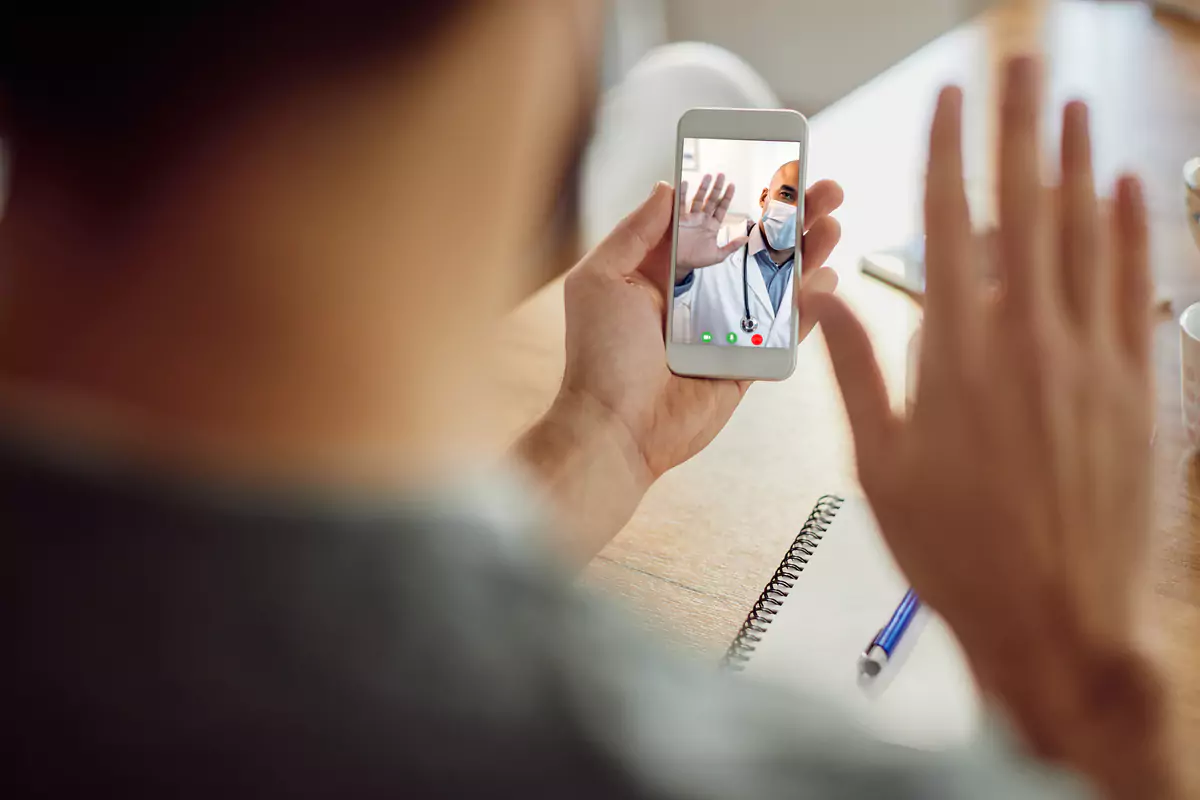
[858,589,921,679]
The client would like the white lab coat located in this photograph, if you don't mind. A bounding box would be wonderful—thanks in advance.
[671,225,794,348]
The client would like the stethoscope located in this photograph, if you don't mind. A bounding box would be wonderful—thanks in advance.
[739,220,799,334]
[739,237,758,334]
[740,220,760,334]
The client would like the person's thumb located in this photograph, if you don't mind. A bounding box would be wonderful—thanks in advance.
[808,292,897,457]
[584,182,674,279]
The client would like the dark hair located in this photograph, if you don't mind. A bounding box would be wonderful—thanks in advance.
[0,4,471,186]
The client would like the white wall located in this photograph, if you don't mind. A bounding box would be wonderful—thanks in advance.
[663,0,993,114]
[681,137,800,233]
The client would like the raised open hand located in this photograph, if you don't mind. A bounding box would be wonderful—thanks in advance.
[674,173,749,276]
[812,59,1171,798]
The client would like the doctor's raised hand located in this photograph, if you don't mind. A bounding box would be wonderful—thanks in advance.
[515,180,842,567]
[674,173,749,278]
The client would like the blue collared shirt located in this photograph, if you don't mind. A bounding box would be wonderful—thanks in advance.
[674,247,795,315]
[753,249,794,315]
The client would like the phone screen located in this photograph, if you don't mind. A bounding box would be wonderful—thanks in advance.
[671,137,802,349]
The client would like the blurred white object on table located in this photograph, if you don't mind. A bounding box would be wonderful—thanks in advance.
[582,43,780,250]
[1180,302,1200,448]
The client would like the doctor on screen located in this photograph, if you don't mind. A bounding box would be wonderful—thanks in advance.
[672,161,800,347]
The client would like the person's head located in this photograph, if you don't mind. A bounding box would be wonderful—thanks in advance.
[0,2,608,477]
[758,160,800,251]
[759,160,801,216]
[0,1,605,307]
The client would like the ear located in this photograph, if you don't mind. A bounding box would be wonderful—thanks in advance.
[759,188,768,209]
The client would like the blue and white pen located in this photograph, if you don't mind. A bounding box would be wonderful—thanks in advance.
[858,589,921,679]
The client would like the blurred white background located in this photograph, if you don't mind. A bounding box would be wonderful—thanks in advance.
[616,0,993,114]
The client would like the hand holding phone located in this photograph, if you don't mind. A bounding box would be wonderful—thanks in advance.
[666,108,810,380]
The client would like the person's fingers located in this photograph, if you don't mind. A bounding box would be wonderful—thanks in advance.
[998,56,1052,321]
[585,182,674,278]
[800,264,840,298]
[795,266,839,343]
[714,183,737,222]
[1060,100,1102,332]
[976,228,1001,278]
[678,180,689,218]
[923,86,977,352]
[702,173,727,215]
[804,180,845,232]
[689,174,713,213]
[809,292,899,459]
[800,215,841,276]
[1113,175,1151,373]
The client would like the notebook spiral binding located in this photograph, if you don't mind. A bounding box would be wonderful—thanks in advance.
[720,495,844,671]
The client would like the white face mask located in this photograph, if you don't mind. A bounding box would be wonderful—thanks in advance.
[760,200,798,251]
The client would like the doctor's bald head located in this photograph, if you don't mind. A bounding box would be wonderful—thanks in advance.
[759,160,801,211]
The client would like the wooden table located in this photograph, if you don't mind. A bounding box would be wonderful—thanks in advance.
[494,0,1200,790]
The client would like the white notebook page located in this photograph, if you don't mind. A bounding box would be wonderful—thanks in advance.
[740,497,982,750]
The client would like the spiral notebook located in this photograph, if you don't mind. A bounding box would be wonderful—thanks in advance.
[722,495,983,750]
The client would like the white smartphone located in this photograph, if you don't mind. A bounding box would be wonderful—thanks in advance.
[666,108,809,381]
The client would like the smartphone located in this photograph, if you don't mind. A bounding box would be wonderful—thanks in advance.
[666,108,809,381]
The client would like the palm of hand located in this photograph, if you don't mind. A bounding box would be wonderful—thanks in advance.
[676,210,731,272]
[883,334,1150,637]
[554,179,842,482]
[840,334,1152,698]
[562,242,745,478]
[814,83,1154,661]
